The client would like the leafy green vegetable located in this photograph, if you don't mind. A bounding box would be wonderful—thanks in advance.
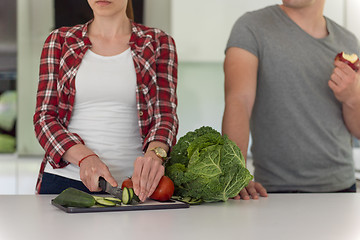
[166,126,253,202]
[0,90,17,131]
[0,134,16,153]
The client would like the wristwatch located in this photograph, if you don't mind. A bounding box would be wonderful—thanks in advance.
[150,147,168,161]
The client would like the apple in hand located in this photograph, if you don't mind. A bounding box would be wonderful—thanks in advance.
[335,52,359,71]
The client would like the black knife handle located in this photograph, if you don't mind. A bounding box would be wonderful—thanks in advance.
[98,177,107,191]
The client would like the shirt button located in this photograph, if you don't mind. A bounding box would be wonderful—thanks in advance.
[139,111,143,116]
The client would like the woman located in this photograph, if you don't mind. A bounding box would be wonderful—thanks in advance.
[33,0,178,202]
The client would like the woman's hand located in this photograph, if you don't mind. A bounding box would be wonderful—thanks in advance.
[132,153,164,202]
[62,144,117,192]
[79,155,118,192]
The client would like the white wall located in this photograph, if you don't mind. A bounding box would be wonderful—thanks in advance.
[345,0,360,41]
[143,0,171,34]
[17,0,54,155]
[170,0,344,62]
[176,62,224,137]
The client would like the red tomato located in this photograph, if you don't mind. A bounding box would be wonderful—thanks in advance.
[150,176,175,202]
[121,178,133,189]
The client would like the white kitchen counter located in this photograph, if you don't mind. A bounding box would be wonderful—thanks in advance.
[1,193,360,240]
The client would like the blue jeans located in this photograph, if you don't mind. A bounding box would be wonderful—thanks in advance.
[39,172,107,194]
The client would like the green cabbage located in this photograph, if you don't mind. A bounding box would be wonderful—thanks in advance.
[166,126,253,202]
[0,134,16,153]
[0,91,17,131]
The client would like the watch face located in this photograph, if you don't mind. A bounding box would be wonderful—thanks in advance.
[154,147,167,158]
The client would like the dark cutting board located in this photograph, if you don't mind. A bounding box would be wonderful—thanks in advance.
[51,199,189,213]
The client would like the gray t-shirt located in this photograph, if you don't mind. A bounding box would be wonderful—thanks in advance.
[226,5,359,192]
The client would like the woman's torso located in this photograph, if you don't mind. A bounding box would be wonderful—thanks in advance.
[45,48,143,183]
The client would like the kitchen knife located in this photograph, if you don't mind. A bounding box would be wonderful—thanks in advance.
[98,177,123,200]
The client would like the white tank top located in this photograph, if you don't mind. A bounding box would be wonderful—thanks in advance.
[45,48,143,184]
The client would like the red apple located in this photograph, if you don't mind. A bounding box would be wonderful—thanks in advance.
[335,52,359,71]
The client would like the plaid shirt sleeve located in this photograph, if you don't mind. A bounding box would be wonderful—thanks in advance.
[33,29,84,168]
[141,32,179,149]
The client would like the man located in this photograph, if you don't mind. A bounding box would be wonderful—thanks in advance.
[222,0,360,200]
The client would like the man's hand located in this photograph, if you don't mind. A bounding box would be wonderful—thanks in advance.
[233,180,268,200]
[329,60,360,106]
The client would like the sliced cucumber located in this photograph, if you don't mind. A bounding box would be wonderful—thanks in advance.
[94,204,106,208]
[95,198,116,207]
[131,192,140,204]
[93,196,104,201]
[128,188,134,200]
[128,188,140,205]
[122,187,131,204]
[171,196,203,205]
[93,196,121,207]
[104,197,122,204]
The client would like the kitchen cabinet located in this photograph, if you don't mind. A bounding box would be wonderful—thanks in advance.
[1,193,360,240]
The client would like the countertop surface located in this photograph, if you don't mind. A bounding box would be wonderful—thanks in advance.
[1,193,360,240]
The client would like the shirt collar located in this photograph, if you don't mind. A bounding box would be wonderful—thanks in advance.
[80,20,152,51]
[81,20,93,47]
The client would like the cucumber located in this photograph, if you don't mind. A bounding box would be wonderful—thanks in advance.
[122,187,131,204]
[93,196,104,201]
[131,192,140,203]
[53,187,96,208]
[95,198,116,207]
[128,188,134,200]
[93,196,121,206]
[104,197,122,204]
[171,196,203,205]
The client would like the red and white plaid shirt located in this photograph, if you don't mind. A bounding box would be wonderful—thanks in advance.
[33,21,178,192]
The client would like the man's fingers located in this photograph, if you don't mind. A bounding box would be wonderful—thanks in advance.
[255,183,268,197]
[235,181,268,200]
[239,188,251,200]
[233,195,241,200]
[247,187,259,199]
[335,60,356,75]
[328,79,337,91]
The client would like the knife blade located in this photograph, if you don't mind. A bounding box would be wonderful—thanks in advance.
[98,177,123,200]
